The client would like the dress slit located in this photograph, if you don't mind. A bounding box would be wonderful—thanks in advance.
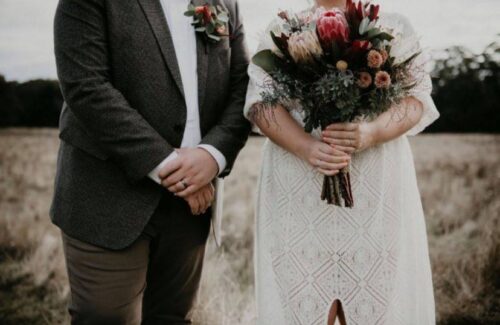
[327,299,347,325]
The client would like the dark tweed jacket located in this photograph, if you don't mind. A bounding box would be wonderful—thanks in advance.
[50,0,251,249]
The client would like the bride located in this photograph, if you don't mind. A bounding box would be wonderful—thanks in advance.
[244,0,439,324]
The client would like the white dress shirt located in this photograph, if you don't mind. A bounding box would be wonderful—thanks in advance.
[149,0,227,184]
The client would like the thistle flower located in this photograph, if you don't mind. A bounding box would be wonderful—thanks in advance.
[336,60,348,71]
[374,71,392,89]
[288,31,323,64]
[367,50,384,69]
[357,72,373,88]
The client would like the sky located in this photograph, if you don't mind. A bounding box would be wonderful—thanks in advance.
[0,0,499,81]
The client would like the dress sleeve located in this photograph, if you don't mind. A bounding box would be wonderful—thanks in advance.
[243,19,280,134]
[393,14,440,136]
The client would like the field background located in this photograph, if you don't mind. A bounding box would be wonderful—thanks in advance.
[0,129,499,325]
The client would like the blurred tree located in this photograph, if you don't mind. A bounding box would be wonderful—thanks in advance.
[0,76,62,128]
[0,37,498,132]
[428,37,500,133]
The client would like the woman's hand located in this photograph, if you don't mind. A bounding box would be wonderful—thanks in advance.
[299,140,351,176]
[321,122,377,154]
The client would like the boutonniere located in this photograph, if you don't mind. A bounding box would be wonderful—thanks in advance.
[184,3,230,43]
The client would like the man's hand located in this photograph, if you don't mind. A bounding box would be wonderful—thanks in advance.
[184,183,215,215]
[159,148,219,198]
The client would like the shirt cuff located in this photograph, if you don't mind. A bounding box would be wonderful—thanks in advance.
[148,151,178,185]
[198,144,227,176]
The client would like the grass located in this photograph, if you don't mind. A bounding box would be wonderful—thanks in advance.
[0,128,499,324]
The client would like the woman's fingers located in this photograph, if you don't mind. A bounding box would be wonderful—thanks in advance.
[316,160,349,171]
[327,138,359,148]
[322,130,356,140]
[325,123,359,131]
[331,145,356,154]
[317,151,350,164]
[317,168,340,176]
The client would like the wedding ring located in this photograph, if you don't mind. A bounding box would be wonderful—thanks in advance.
[180,180,188,190]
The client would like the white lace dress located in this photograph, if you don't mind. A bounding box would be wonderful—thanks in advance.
[244,13,439,325]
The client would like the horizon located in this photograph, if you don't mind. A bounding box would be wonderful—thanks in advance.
[0,0,499,82]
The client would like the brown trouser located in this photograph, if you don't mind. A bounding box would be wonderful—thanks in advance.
[61,193,211,325]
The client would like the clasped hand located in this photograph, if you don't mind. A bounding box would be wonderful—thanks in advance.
[306,122,375,176]
[158,148,219,215]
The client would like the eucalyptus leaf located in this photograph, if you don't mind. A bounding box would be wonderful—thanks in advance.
[184,11,194,17]
[195,27,206,32]
[252,50,278,74]
[206,23,215,34]
[218,16,229,23]
[207,34,221,41]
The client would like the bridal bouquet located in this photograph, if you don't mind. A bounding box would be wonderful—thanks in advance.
[251,0,421,207]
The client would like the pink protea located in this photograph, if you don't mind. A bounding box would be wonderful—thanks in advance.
[316,10,350,47]
[288,30,324,64]
[374,71,392,89]
[357,72,373,88]
[367,50,384,68]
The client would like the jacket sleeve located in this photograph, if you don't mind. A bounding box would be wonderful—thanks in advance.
[199,0,252,177]
[54,0,173,182]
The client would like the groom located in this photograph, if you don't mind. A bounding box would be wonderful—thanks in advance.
[50,0,250,323]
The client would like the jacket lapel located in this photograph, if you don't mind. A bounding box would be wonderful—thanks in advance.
[193,0,210,114]
[137,0,185,97]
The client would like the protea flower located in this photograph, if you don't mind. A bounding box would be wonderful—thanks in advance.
[287,30,323,64]
[346,0,380,21]
[316,10,350,48]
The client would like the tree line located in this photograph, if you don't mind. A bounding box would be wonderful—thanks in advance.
[0,39,499,132]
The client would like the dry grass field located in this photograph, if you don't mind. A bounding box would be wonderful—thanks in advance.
[0,128,499,325]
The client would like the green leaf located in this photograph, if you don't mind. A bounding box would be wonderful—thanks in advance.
[252,50,278,74]
[218,13,229,23]
[207,33,221,41]
[376,32,394,42]
[359,17,370,35]
[195,27,206,32]
[184,10,194,17]
[206,23,215,34]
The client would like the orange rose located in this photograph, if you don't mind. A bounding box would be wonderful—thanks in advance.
[367,50,384,69]
[374,71,391,89]
[357,72,373,88]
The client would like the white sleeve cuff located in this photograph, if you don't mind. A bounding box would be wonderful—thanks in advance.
[198,144,227,176]
[148,151,179,184]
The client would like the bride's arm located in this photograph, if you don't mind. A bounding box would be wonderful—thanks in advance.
[323,14,439,153]
[321,97,424,153]
[252,105,351,176]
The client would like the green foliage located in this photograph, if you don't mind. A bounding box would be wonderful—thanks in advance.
[0,76,63,128]
[428,37,500,133]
